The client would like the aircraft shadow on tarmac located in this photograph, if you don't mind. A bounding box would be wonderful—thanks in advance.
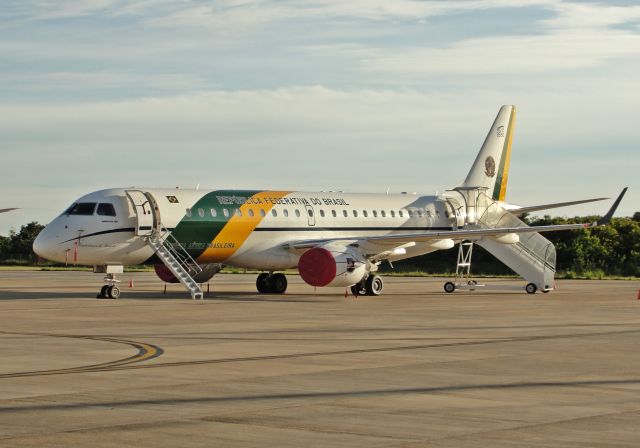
[0,289,322,302]
[1,378,640,414]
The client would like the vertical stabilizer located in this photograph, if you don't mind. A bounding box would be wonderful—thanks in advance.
[462,105,516,201]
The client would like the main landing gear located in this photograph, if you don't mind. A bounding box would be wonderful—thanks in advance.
[97,273,121,299]
[256,272,288,294]
[350,274,384,297]
[525,283,550,294]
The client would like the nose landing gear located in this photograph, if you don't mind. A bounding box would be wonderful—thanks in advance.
[97,273,121,299]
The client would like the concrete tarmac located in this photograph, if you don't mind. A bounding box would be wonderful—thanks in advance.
[1,271,640,447]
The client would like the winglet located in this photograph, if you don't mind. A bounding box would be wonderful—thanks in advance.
[596,188,628,226]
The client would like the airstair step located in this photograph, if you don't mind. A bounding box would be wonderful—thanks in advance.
[150,231,204,300]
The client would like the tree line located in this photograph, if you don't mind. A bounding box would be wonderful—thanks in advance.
[1,214,639,277]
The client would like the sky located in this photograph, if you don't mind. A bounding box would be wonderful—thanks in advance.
[1,0,639,235]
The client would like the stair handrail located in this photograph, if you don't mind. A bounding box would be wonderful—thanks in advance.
[152,226,203,275]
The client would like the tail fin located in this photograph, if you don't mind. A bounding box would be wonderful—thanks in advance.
[462,105,516,201]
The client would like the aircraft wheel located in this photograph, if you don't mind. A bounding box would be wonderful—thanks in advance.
[444,282,456,293]
[271,273,287,294]
[256,273,271,294]
[542,289,550,294]
[366,275,384,296]
[350,280,367,296]
[108,285,121,299]
[97,285,109,299]
[525,283,537,294]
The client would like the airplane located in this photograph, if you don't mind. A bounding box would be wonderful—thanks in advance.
[32,106,627,300]
[0,208,19,214]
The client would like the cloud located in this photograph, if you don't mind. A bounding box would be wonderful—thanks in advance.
[349,1,640,76]
[4,0,555,28]
[43,71,206,91]
[143,0,555,29]
[1,84,638,142]
[2,0,127,21]
[361,29,640,75]
[543,2,640,29]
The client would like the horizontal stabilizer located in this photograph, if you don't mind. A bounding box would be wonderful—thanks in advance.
[0,208,19,214]
[506,197,609,216]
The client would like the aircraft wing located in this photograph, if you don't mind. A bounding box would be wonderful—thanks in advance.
[0,208,19,214]
[286,188,627,251]
[504,197,609,216]
[287,222,592,250]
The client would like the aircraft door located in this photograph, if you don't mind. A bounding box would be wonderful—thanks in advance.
[445,199,465,229]
[305,204,316,226]
[126,190,156,236]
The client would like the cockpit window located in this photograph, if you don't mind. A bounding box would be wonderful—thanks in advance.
[97,203,116,217]
[67,202,97,216]
[62,203,77,215]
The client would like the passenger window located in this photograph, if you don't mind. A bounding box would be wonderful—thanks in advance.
[381,210,386,218]
[295,209,301,217]
[373,210,378,218]
[343,210,348,217]
[320,210,325,217]
[235,209,242,217]
[223,208,229,218]
[259,209,266,217]
[248,209,255,217]
[69,202,97,216]
[198,208,205,218]
[186,208,192,218]
[399,210,404,218]
[363,210,368,218]
[307,209,313,217]
[418,210,424,218]
[97,203,116,217]
[353,210,358,217]
[211,208,217,218]
[271,209,278,217]
[331,210,336,217]
[390,210,395,218]
[284,209,289,217]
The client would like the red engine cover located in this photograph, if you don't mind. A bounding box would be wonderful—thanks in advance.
[298,247,337,287]
[154,264,178,283]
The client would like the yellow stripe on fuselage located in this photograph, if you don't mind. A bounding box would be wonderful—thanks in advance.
[498,107,516,201]
[197,191,291,263]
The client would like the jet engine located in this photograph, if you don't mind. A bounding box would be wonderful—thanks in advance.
[154,263,223,284]
[298,244,371,287]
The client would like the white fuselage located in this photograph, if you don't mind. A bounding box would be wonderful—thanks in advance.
[33,187,463,269]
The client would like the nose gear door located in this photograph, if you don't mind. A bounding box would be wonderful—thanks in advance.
[126,190,158,236]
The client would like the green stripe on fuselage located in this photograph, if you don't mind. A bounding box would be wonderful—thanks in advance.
[170,190,261,259]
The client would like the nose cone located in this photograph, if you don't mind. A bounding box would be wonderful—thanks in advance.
[32,227,48,260]
[33,224,59,262]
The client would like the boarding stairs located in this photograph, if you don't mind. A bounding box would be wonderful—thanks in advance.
[443,187,556,292]
[148,230,204,300]
[125,189,205,300]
